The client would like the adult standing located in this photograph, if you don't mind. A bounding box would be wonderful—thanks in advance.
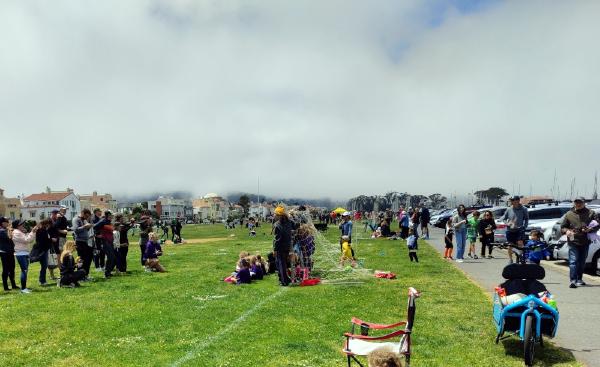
[175,219,182,242]
[93,211,115,279]
[384,209,393,227]
[73,209,94,277]
[500,196,529,264]
[115,214,134,273]
[12,219,39,293]
[339,212,353,249]
[420,205,431,240]
[561,197,599,288]
[478,210,497,259]
[139,215,153,267]
[411,207,421,237]
[55,206,70,252]
[452,205,468,263]
[48,209,61,280]
[398,207,410,239]
[91,208,105,271]
[35,219,53,286]
[273,206,293,286]
[0,217,18,291]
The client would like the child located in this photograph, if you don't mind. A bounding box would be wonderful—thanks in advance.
[467,211,480,259]
[256,254,267,275]
[444,218,454,260]
[144,232,165,273]
[250,256,264,280]
[368,347,402,367]
[340,235,356,266]
[58,241,86,288]
[113,223,122,274]
[234,258,251,285]
[525,230,550,265]
[236,251,250,272]
[407,229,418,262]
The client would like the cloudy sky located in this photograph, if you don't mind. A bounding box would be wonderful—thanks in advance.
[1,0,599,201]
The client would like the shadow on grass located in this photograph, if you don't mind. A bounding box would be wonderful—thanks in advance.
[502,338,578,366]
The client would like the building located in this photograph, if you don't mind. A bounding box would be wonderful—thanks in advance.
[117,202,144,214]
[148,196,186,222]
[21,187,81,221]
[79,191,117,212]
[248,203,273,220]
[192,193,230,221]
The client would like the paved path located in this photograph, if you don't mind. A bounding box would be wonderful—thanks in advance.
[426,227,600,367]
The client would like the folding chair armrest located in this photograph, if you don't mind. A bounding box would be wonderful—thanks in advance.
[351,317,407,330]
[344,329,407,341]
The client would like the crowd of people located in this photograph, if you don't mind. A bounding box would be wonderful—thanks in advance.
[0,207,167,293]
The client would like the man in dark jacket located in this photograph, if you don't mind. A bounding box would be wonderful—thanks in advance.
[273,207,293,286]
[561,197,599,288]
[420,205,431,240]
[92,208,105,270]
[0,217,18,291]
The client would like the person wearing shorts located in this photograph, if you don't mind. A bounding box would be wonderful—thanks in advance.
[500,196,529,264]
[420,205,431,240]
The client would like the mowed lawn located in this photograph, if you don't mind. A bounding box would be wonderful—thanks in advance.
[0,224,580,367]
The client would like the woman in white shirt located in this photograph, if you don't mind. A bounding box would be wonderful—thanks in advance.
[11,220,39,293]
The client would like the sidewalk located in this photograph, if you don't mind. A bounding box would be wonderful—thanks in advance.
[426,227,600,367]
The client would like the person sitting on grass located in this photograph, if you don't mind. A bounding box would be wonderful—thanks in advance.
[234,258,251,285]
[368,347,402,367]
[256,254,267,275]
[340,235,356,267]
[58,241,86,288]
[144,232,165,273]
[407,228,419,263]
[524,230,551,265]
[250,255,264,280]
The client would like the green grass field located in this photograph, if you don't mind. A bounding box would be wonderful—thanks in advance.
[0,224,580,367]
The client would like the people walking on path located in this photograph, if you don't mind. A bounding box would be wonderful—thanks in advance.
[500,196,529,264]
[478,210,496,258]
[452,205,468,262]
[467,211,480,259]
[444,218,454,260]
[561,197,599,288]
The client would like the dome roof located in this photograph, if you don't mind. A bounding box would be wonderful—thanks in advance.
[204,193,220,199]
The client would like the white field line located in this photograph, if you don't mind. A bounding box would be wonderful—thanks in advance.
[171,288,287,367]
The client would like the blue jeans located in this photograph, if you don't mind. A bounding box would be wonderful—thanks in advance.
[39,250,49,284]
[568,245,589,282]
[16,255,29,290]
[455,228,467,260]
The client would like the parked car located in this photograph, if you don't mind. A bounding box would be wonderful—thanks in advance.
[433,209,456,229]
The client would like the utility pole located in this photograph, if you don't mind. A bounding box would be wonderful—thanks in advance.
[593,172,598,200]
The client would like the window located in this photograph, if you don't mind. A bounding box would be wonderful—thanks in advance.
[30,211,36,218]
[529,208,565,220]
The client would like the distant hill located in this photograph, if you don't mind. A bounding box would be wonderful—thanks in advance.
[226,192,342,209]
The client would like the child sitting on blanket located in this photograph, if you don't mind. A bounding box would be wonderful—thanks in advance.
[340,235,357,267]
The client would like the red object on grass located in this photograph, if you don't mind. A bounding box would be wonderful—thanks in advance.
[300,278,321,286]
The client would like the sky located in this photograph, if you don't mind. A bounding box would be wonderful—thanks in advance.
[1,0,599,201]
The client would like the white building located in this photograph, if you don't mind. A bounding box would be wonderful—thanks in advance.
[192,193,230,220]
[21,188,81,221]
[248,203,272,220]
[148,196,186,221]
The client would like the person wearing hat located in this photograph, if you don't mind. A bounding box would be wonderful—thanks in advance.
[139,214,154,267]
[500,196,529,264]
[0,217,19,291]
[272,206,293,286]
[12,219,39,293]
[561,197,599,288]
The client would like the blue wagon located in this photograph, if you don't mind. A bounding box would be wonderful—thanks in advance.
[493,263,559,366]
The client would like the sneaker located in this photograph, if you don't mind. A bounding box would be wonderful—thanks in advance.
[56,279,61,288]
[576,280,586,286]
[487,255,493,259]
[473,255,479,259]
[467,254,473,259]
[569,282,577,288]
[20,288,32,294]
[456,259,464,263]
[39,282,48,287]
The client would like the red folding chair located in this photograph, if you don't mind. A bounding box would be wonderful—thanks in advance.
[342,287,420,367]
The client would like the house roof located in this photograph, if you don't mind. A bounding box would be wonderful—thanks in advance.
[24,192,71,202]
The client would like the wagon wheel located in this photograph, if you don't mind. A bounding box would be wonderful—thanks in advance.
[524,315,536,366]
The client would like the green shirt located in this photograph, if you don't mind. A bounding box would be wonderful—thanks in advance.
[467,217,480,238]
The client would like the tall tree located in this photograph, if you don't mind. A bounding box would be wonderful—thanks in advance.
[238,195,250,216]
[428,193,447,209]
